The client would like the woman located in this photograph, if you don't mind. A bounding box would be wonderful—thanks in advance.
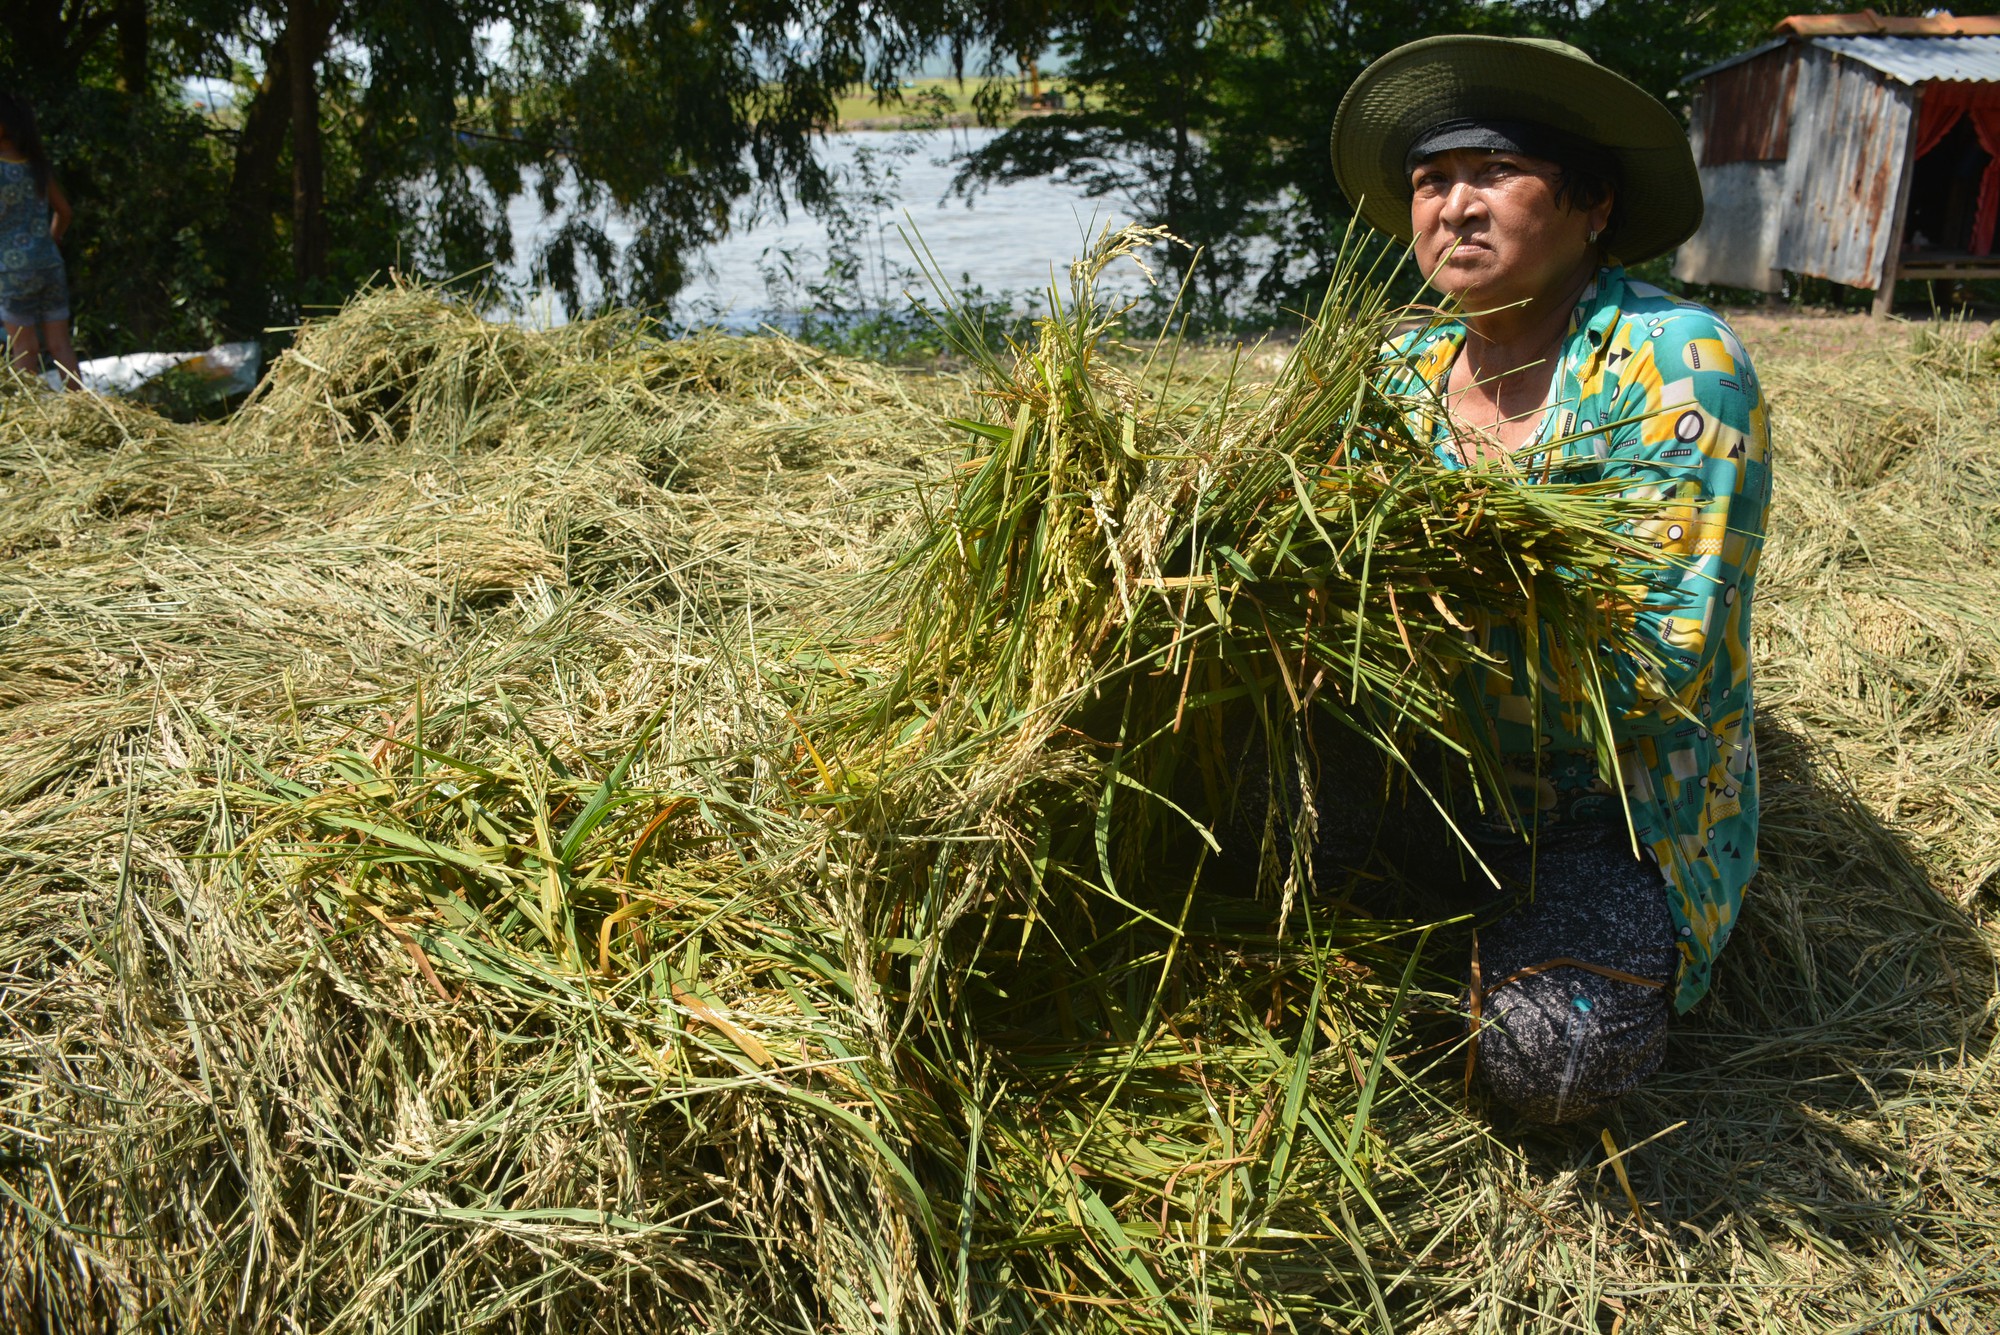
[1330,36,1773,1122]
[0,91,80,390]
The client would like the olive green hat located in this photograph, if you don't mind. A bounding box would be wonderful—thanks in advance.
[1330,35,1702,265]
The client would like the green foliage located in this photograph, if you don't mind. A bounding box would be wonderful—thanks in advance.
[1,2,1043,348]
[786,289,1038,363]
[955,0,1800,321]
[745,113,1048,362]
[41,87,233,354]
[1,0,525,348]
[496,4,1046,316]
[0,8,236,353]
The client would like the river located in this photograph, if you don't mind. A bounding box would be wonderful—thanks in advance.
[504,127,1145,326]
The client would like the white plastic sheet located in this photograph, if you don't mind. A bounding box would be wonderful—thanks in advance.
[45,340,261,400]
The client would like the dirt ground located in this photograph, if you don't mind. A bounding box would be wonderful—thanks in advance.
[1721,304,1995,362]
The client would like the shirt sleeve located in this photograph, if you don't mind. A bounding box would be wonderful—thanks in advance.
[1590,314,1772,730]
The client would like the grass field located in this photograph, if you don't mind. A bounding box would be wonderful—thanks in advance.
[833,77,1048,129]
[2,269,1997,1331]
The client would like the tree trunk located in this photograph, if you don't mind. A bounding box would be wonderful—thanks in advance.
[116,0,148,99]
[288,0,328,284]
[222,48,294,331]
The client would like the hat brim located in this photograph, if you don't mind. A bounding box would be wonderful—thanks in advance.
[1331,35,1702,267]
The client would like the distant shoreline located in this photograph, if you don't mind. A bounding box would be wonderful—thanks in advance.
[832,76,1066,133]
[837,111,986,132]
[836,108,1065,132]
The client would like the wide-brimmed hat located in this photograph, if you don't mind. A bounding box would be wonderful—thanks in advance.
[1330,35,1702,266]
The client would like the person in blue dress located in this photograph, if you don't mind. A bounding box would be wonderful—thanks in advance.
[0,92,80,390]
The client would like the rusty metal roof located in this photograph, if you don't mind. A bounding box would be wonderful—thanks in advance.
[1686,34,2000,85]
[1813,34,2000,83]
[1776,12,2000,38]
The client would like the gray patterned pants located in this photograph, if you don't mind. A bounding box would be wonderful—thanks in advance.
[1465,826,1678,1124]
[1214,722,1677,1124]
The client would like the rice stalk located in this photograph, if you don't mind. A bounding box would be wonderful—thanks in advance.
[1,267,1996,1333]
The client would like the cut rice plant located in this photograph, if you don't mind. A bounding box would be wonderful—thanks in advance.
[727,225,1694,1324]
[3,254,1997,1334]
[870,226,1667,892]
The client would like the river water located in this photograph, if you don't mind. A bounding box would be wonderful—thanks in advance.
[504,127,1146,326]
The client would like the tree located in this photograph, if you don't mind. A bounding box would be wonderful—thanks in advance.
[2,1,1056,347]
[2,3,229,350]
[190,0,527,328]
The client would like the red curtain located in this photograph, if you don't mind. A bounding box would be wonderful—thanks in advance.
[1973,103,2000,257]
[1914,82,2000,256]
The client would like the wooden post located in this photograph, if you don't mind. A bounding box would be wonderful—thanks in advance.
[1873,90,1924,319]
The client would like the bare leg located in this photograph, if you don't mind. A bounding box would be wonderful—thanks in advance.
[4,320,40,379]
[39,318,80,390]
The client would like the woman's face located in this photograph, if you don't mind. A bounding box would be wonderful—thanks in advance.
[1408,148,1613,309]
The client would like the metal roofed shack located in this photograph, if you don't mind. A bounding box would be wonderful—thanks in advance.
[1672,10,2000,316]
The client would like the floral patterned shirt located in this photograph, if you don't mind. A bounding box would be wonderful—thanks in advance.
[0,158,60,275]
[1380,267,1773,1011]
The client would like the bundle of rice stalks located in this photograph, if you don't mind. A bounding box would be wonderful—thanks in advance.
[732,226,1680,1321]
[193,231,1664,1326]
[868,229,1662,901]
[0,284,972,1330]
[5,254,1999,1334]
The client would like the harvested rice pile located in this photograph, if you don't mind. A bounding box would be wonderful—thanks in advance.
[3,250,1997,1333]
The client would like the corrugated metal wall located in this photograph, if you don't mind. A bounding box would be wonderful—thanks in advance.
[1773,45,1918,286]
[1676,49,1795,291]
[1674,160,1788,290]
[1700,48,1799,164]
[1678,43,1933,290]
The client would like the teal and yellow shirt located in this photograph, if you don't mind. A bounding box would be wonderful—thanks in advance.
[1380,267,1773,1011]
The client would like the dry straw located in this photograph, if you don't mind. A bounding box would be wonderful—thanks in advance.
[2,249,1997,1333]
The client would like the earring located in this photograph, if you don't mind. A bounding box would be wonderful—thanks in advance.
[1588,227,1602,243]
